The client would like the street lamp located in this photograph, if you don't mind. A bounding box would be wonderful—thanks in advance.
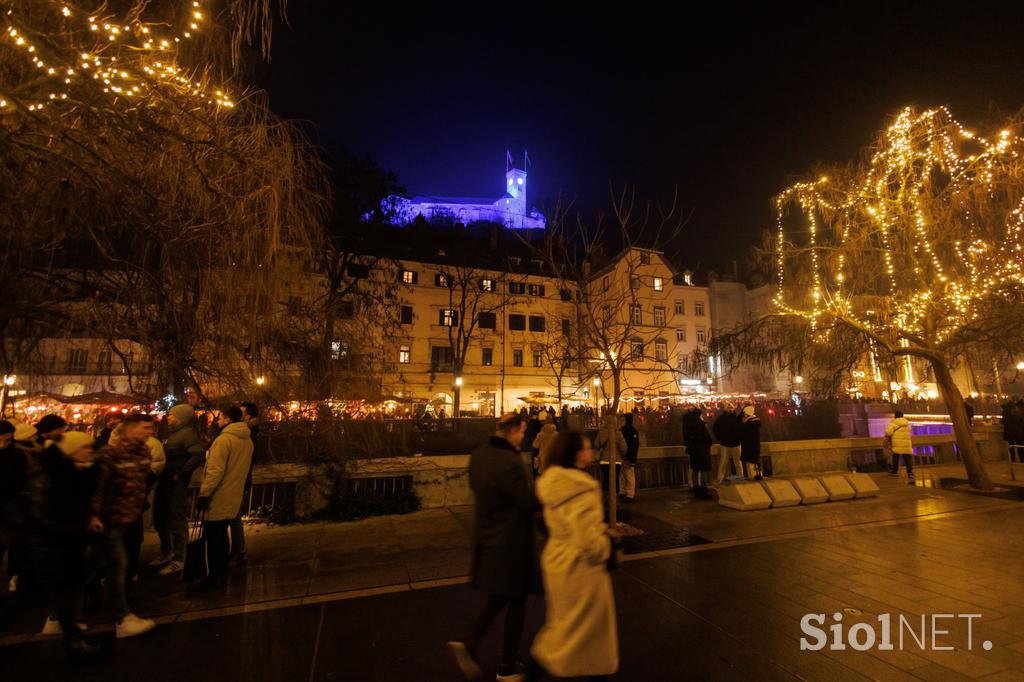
[454,376,463,387]
[592,377,601,414]
[794,375,804,384]
[255,375,265,386]
[1017,361,1024,371]
[3,375,14,386]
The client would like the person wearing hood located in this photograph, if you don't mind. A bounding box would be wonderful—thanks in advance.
[150,404,206,576]
[683,407,713,499]
[532,411,558,477]
[23,431,101,657]
[522,430,618,681]
[449,412,537,682]
[885,411,915,481]
[89,413,156,638]
[739,405,762,480]
[192,406,253,590]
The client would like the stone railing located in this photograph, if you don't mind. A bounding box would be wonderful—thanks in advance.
[240,425,1010,513]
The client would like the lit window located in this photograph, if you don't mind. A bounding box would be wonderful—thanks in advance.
[481,278,495,292]
[440,309,458,327]
[331,341,348,360]
[528,284,545,297]
[631,339,644,360]
[517,178,523,185]
[399,345,411,364]
[401,270,417,285]
[676,327,686,342]
[695,301,705,316]
[435,273,449,287]
[653,277,663,291]
[655,339,667,361]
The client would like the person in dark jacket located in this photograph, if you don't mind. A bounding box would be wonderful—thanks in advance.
[739,405,762,480]
[449,412,536,681]
[0,420,30,593]
[22,431,101,657]
[619,413,640,501]
[683,408,713,498]
[150,404,206,575]
[1004,400,1024,463]
[712,402,743,484]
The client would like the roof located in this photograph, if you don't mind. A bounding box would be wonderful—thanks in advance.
[407,195,503,206]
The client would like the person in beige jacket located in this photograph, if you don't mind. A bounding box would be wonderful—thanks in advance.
[193,406,253,589]
[524,431,618,681]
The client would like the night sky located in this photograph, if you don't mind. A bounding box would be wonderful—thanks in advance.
[259,2,1024,273]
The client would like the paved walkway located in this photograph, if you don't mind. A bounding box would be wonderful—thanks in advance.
[3,465,1024,680]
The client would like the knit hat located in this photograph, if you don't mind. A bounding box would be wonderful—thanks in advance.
[742,405,755,418]
[35,414,68,434]
[13,421,37,441]
[169,403,195,424]
[0,420,13,436]
[56,431,94,457]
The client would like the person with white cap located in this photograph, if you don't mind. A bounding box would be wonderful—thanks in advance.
[739,404,762,480]
[23,430,102,658]
[150,404,206,575]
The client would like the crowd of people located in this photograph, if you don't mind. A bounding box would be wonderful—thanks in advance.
[0,401,260,658]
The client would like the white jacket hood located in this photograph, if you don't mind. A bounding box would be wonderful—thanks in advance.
[219,421,251,440]
[537,465,599,508]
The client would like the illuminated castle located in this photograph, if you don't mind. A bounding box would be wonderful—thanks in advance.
[388,161,546,229]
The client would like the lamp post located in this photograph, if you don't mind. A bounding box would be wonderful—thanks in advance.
[255,375,266,387]
[454,376,463,419]
[592,376,601,417]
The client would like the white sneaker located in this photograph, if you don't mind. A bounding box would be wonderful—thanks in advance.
[158,561,183,576]
[116,613,156,638]
[41,617,88,635]
[148,554,172,568]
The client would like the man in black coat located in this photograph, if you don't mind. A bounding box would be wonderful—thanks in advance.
[620,413,640,501]
[712,402,743,485]
[450,412,535,681]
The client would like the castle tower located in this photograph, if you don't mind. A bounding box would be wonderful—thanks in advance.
[505,167,527,215]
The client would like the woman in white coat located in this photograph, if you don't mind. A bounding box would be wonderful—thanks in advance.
[524,431,618,681]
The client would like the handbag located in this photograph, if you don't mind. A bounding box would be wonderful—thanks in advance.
[182,512,208,584]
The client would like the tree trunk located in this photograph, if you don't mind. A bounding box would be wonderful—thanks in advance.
[932,359,993,490]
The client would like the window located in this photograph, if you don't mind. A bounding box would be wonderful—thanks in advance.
[602,276,609,292]
[630,305,642,326]
[482,348,493,366]
[478,311,496,329]
[287,295,302,316]
[439,309,459,326]
[696,327,707,344]
[684,272,693,286]
[508,314,526,331]
[630,275,640,290]
[527,283,545,297]
[531,259,544,270]
[331,341,348,360]
[653,277,663,292]
[509,256,522,267]
[630,339,644,360]
[640,252,651,265]
[655,339,668,361]
[528,315,546,332]
[561,318,571,336]
[695,301,705,316]
[67,348,88,373]
[400,270,418,285]
[398,345,411,364]
[676,327,686,342]
[480,278,495,292]
[400,305,413,325]
[97,349,112,373]
[560,288,572,302]
[346,263,369,279]
[435,273,450,287]
[336,300,355,319]
[674,299,684,315]
[509,281,527,295]
[533,350,543,367]
[431,346,453,372]
[654,306,666,326]
[513,349,523,367]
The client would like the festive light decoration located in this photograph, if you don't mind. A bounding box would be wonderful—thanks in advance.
[1,0,235,116]
[773,106,1024,348]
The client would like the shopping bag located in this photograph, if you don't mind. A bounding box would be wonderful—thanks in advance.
[182,513,208,584]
